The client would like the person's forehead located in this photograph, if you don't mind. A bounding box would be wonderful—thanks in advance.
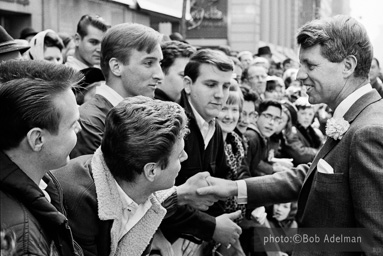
[248,66,266,75]
[131,44,162,59]
[85,25,105,37]
[197,63,231,78]
[263,106,281,114]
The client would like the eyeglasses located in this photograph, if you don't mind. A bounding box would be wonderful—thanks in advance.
[260,113,282,123]
[247,74,267,80]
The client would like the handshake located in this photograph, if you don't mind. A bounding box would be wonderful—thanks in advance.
[176,172,239,210]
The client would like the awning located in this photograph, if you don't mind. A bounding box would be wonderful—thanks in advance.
[137,0,191,19]
[110,0,136,7]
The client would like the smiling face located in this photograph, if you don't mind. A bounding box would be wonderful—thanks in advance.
[185,64,232,122]
[256,106,281,138]
[155,137,188,190]
[217,103,240,135]
[296,45,344,108]
[41,89,81,170]
[120,44,164,98]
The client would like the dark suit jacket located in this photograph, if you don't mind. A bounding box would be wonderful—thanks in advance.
[295,90,383,255]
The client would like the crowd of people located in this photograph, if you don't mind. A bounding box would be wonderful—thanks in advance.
[1,13,383,256]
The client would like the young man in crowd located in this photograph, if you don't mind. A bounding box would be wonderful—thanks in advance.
[0,60,83,256]
[174,49,249,253]
[245,100,292,176]
[155,40,196,103]
[66,14,109,70]
[68,22,241,254]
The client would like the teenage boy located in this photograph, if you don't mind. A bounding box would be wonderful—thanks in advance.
[66,14,109,70]
[245,100,291,176]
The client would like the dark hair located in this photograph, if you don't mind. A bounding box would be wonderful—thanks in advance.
[76,14,109,38]
[160,40,196,74]
[258,99,282,114]
[44,31,64,51]
[266,80,279,92]
[184,49,233,83]
[0,60,82,150]
[101,96,188,182]
[58,32,74,47]
[240,86,258,103]
[100,23,163,80]
[297,15,373,79]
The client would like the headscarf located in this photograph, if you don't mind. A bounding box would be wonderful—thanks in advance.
[26,29,57,61]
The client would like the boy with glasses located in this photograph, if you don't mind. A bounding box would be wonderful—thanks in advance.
[245,100,290,177]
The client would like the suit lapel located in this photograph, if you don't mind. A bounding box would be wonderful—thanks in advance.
[297,90,381,217]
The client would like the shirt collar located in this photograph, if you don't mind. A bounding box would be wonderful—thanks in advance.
[39,179,51,203]
[115,180,138,211]
[333,84,373,118]
[95,82,124,107]
[188,98,216,129]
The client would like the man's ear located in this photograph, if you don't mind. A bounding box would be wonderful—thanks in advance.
[184,76,192,94]
[109,58,122,77]
[343,55,357,78]
[26,128,45,152]
[74,33,81,47]
[143,162,158,182]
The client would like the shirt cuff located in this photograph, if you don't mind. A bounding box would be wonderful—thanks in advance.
[235,180,247,204]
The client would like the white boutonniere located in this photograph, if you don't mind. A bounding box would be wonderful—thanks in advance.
[325,117,350,140]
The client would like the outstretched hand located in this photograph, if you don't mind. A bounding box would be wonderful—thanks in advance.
[177,172,218,210]
[196,176,238,200]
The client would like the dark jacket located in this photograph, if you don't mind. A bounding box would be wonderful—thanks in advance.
[154,88,174,102]
[70,94,113,158]
[245,125,274,176]
[52,155,216,256]
[0,151,82,256]
[177,90,232,217]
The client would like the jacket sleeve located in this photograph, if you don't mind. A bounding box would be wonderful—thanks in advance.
[245,164,308,208]
[70,117,104,159]
[160,194,216,244]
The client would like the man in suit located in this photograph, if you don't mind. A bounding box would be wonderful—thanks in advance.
[197,15,383,255]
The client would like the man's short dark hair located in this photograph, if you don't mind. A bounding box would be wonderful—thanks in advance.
[101,96,188,182]
[258,99,282,114]
[160,41,196,75]
[100,23,163,80]
[0,60,82,150]
[76,14,109,38]
[184,49,233,83]
[297,15,372,79]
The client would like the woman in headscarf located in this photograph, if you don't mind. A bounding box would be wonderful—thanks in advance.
[26,29,64,64]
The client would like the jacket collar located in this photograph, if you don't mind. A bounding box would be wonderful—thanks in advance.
[180,90,196,121]
[303,90,382,183]
[0,151,68,227]
[90,147,175,256]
